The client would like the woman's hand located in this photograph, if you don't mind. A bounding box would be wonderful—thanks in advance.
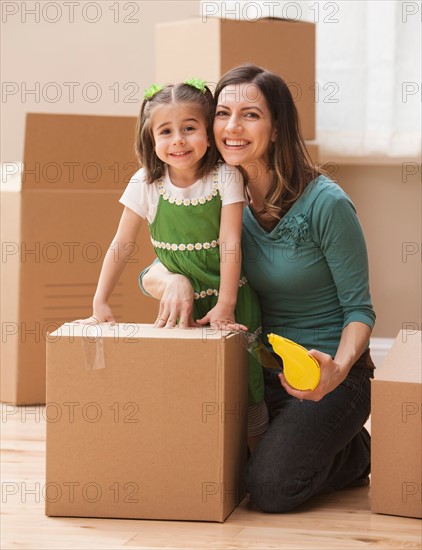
[196,303,248,332]
[278,349,347,402]
[154,273,199,329]
[75,302,116,325]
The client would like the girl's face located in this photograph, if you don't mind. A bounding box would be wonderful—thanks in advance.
[151,102,209,183]
[213,83,276,173]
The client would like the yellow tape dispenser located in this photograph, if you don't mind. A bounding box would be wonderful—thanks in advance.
[267,333,321,391]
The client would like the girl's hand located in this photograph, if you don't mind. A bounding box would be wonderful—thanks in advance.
[154,274,199,329]
[278,349,347,402]
[196,303,248,332]
[75,303,116,325]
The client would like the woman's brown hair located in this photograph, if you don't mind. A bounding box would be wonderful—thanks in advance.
[214,64,321,219]
[135,83,219,184]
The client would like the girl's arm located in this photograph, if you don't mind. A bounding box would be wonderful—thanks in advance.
[78,207,142,323]
[197,201,247,329]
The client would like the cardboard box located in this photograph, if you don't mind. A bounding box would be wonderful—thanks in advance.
[45,323,247,522]
[1,114,158,405]
[371,330,422,519]
[156,18,316,140]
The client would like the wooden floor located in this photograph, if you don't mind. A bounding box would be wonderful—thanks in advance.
[1,405,420,550]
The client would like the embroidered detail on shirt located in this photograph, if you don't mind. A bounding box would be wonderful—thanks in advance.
[273,213,310,248]
[192,276,248,300]
[157,170,219,206]
[151,238,219,251]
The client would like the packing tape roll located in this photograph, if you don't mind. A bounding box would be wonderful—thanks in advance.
[81,325,106,370]
[240,331,281,370]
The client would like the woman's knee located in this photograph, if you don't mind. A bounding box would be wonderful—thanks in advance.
[246,464,302,513]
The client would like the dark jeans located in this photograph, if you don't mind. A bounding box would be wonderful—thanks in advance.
[246,353,374,513]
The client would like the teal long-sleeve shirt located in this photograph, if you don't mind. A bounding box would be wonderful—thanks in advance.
[241,175,376,357]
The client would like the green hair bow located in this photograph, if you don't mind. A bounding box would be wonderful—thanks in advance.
[184,78,207,94]
[144,84,164,100]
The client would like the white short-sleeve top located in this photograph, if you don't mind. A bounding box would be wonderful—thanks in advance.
[119,162,245,224]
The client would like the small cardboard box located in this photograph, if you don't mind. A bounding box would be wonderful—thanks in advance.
[156,18,316,140]
[1,114,158,405]
[371,330,422,519]
[45,323,248,522]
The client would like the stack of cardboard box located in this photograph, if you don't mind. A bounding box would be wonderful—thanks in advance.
[1,113,158,404]
[155,17,319,162]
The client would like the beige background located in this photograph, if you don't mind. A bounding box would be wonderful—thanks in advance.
[1,0,420,338]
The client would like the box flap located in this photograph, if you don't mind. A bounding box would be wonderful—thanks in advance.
[376,330,421,383]
[23,113,138,190]
[50,322,236,340]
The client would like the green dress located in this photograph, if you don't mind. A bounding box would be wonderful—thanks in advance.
[148,168,264,405]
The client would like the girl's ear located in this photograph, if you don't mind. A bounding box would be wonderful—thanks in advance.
[271,127,277,142]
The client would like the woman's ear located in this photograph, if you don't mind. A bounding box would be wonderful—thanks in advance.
[271,128,277,142]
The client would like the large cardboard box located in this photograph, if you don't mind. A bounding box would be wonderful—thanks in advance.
[1,114,158,405]
[45,323,248,522]
[156,18,316,140]
[371,330,422,519]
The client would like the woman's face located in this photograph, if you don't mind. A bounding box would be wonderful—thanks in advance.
[213,83,276,172]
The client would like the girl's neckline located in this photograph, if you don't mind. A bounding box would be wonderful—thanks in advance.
[163,166,202,191]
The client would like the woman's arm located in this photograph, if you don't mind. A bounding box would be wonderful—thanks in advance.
[78,207,142,323]
[142,263,198,328]
[197,202,246,329]
[280,186,375,401]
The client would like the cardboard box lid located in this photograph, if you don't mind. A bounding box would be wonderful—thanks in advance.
[375,330,421,384]
[50,322,235,341]
[22,113,138,191]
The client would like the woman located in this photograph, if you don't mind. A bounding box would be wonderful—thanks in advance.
[141,64,376,513]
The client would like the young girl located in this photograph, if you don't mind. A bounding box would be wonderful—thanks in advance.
[84,79,268,444]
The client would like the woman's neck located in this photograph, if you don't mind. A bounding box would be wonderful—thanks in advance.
[245,163,272,208]
[244,165,281,231]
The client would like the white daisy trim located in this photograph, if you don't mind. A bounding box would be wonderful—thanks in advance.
[239,276,248,288]
[193,288,219,300]
[193,277,248,300]
[151,238,219,251]
[157,170,220,206]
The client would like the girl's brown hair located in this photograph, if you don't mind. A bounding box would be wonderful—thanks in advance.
[135,83,219,184]
[215,64,321,219]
